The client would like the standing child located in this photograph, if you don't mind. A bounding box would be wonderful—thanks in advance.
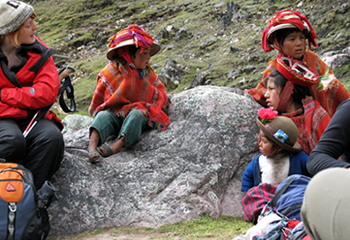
[241,107,310,192]
[88,24,171,163]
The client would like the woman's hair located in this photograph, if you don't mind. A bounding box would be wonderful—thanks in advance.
[274,28,310,48]
[1,12,36,48]
[265,69,310,107]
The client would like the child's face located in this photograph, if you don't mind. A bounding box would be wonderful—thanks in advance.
[280,31,306,60]
[132,48,151,69]
[265,77,281,110]
[259,130,274,157]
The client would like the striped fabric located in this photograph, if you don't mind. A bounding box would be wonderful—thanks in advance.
[241,183,277,223]
[89,62,170,130]
[244,50,349,118]
[283,96,330,155]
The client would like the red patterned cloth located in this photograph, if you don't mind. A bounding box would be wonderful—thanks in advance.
[89,62,170,130]
[241,183,277,223]
[245,50,349,118]
[283,97,330,155]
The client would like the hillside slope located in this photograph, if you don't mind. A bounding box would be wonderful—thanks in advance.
[32,0,350,113]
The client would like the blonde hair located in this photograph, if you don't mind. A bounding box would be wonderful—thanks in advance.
[1,12,36,48]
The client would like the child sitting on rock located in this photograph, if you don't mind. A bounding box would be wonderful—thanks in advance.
[88,24,171,163]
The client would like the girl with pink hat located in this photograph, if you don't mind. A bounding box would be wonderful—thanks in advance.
[88,24,171,163]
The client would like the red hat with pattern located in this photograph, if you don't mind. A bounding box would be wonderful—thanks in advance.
[261,10,318,53]
[107,24,160,61]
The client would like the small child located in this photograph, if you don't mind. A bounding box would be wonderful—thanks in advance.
[88,24,171,163]
[241,107,311,192]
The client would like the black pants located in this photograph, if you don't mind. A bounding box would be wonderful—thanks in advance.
[0,119,64,190]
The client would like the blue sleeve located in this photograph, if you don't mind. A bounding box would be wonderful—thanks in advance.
[241,154,260,192]
[289,151,312,177]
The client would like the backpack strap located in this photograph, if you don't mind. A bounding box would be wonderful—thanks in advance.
[269,176,296,207]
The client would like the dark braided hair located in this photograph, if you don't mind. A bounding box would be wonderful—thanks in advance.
[265,70,311,108]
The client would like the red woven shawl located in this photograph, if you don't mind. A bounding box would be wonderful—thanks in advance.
[244,50,349,117]
[89,62,170,128]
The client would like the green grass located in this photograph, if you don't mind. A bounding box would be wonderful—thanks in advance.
[33,0,350,112]
[48,215,254,240]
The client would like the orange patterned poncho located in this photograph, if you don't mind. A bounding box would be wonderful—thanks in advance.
[89,62,170,130]
[245,50,349,117]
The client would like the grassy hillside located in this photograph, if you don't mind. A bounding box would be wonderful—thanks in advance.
[31,0,350,114]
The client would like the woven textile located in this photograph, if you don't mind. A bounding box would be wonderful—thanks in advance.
[89,62,170,130]
[244,50,349,118]
[282,96,330,155]
[241,183,277,223]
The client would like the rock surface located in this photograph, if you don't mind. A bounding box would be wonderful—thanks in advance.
[49,86,261,237]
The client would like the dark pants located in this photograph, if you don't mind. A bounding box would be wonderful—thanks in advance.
[0,119,64,190]
[90,109,148,147]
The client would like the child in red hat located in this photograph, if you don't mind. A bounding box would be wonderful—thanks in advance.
[88,24,171,163]
[245,10,349,118]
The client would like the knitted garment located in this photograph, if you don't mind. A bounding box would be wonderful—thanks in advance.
[108,24,153,50]
[107,24,157,62]
[0,0,34,35]
[244,50,349,117]
[89,62,170,130]
[283,97,330,155]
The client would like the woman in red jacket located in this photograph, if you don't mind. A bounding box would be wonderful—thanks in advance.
[0,1,64,238]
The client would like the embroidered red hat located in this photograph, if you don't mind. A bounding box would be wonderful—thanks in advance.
[261,10,318,52]
[276,54,320,87]
[106,24,160,61]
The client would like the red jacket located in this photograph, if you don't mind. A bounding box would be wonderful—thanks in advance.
[0,37,62,129]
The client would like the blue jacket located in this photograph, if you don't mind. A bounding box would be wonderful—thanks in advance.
[241,152,311,192]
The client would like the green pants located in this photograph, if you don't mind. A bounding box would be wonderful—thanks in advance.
[90,109,148,148]
[301,168,350,240]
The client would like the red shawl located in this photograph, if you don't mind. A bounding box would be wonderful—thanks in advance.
[244,50,349,117]
[283,97,330,155]
[89,62,170,130]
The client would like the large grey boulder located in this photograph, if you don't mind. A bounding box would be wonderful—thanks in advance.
[49,86,260,237]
